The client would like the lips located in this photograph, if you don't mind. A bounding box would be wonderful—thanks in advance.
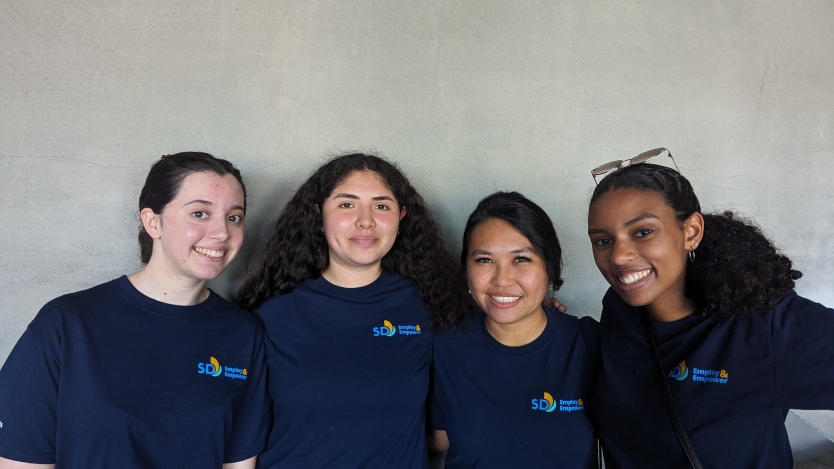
[350,236,379,247]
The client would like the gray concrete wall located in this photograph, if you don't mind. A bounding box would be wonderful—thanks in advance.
[2,0,833,460]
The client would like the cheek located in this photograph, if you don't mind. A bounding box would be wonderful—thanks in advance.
[321,213,347,241]
[228,225,245,247]
[645,239,685,271]
[466,267,489,292]
[521,269,549,297]
[162,218,202,246]
[378,212,402,235]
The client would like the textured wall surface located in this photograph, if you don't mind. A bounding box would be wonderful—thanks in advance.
[2,0,833,460]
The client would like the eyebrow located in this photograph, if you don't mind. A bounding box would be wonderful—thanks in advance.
[183,200,245,211]
[588,213,660,235]
[331,193,396,202]
[624,213,660,226]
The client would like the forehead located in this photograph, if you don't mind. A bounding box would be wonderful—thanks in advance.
[330,170,394,196]
[174,172,245,204]
[588,189,675,225]
[470,218,533,249]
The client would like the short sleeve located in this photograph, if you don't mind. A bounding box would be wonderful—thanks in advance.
[771,293,834,410]
[224,322,272,463]
[0,306,62,464]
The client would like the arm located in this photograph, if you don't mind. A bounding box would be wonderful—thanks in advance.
[222,456,256,469]
[427,430,449,452]
[0,457,54,469]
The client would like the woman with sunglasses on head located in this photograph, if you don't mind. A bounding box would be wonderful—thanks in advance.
[586,150,834,468]
[0,152,270,469]
[237,153,466,469]
[429,191,598,469]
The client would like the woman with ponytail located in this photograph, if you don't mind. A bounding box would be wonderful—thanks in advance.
[0,152,269,469]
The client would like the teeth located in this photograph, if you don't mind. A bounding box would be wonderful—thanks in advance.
[619,269,652,285]
[491,296,521,303]
[195,247,224,258]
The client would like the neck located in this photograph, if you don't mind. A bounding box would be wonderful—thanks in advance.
[321,262,383,288]
[127,263,209,306]
[485,307,548,347]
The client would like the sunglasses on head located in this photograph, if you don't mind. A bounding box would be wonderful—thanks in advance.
[591,147,680,184]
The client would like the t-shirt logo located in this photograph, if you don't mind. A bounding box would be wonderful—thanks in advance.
[372,321,423,337]
[532,392,558,412]
[668,359,729,384]
[197,356,248,380]
[198,356,223,376]
[531,393,585,412]
[692,367,729,384]
[373,320,397,336]
[667,360,689,381]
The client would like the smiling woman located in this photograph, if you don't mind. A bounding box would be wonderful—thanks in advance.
[430,191,599,469]
[237,153,466,469]
[586,161,834,469]
[0,152,269,469]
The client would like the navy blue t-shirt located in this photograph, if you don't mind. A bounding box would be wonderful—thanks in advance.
[431,308,599,469]
[256,270,434,469]
[592,288,834,469]
[0,276,270,467]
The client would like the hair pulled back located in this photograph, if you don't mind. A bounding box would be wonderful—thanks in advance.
[590,163,801,319]
[237,153,468,331]
[138,152,245,264]
[459,191,564,319]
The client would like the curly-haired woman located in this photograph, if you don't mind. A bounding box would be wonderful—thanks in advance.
[237,153,466,469]
[586,153,834,468]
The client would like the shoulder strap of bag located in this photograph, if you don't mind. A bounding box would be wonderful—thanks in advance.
[642,312,704,469]
[577,317,603,469]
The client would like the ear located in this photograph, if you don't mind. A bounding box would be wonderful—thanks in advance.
[399,206,407,221]
[313,203,321,214]
[140,208,162,239]
[683,211,704,250]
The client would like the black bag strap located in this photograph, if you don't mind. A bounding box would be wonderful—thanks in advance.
[642,312,704,469]
[577,317,603,469]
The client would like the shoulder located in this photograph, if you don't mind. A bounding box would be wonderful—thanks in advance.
[376,270,423,298]
[30,279,120,325]
[545,307,594,328]
[770,290,834,332]
[210,294,264,332]
[600,288,639,323]
[434,314,481,342]
[254,277,315,317]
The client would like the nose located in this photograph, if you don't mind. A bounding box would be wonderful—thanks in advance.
[356,205,376,229]
[610,238,635,266]
[492,262,514,287]
[209,217,230,241]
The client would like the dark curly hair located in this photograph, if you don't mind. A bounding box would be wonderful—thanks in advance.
[458,191,564,321]
[138,152,246,264]
[237,153,468,331]
[590,163,801,320]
